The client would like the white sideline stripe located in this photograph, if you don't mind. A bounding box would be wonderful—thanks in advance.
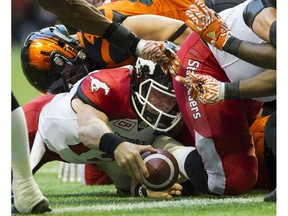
[53,197,262,213]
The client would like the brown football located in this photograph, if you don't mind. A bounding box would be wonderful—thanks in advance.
[141,149,179,191]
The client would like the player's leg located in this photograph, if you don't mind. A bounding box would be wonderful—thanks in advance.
[174,33,261,195]
[11,92,51,214]
[152,135,210,195]
[263,111,276,202]
[81,164,113,185]
[97,161,132,195]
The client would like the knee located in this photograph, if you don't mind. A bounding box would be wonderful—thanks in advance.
[223,153,258,195]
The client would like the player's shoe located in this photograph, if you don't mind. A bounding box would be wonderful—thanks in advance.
[12,199,51,214]
[12,176,51,214]
[263,188,276,202]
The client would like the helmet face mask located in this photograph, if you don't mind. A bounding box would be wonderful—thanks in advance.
[21,25,94,94]
[132,58,181,132]
[49,50,90,93]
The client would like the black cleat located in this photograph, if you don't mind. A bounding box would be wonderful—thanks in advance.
[12,199,52,214]
[31,199,52,214]
[264,188,276,202]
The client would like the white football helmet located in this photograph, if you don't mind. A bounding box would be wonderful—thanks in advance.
[131,58,181,132]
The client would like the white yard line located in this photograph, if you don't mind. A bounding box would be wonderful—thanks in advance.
[52,197,262,213]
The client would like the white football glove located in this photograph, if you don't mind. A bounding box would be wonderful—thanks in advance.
[58,162,81,182]
[135,39,181,76]
[175,71,225,104]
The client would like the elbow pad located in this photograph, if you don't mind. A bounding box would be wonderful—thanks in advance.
[243,0,276,29]
[103,22,140,55]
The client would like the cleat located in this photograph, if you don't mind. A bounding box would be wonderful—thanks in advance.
[264,188,276,202]
[12,199,52,214]
[31,199,52,214]
[12,176,50,214]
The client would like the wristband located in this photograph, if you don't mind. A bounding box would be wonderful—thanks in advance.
[224,82,240,100]
[222,36,243,57]
[99,133,125,154]
[134,184,148,197]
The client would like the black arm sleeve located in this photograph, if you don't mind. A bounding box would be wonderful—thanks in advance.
[102,22,140,55]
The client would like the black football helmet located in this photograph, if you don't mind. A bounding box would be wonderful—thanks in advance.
[131,58,181,132]
[21,25,96,94]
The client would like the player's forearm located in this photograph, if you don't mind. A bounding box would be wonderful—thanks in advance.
[122,15,191,45]
[223,37,276,69]
[239,69,276,99]
[36,0,140,55]
[36,0,111,36]
[224,69,276,100]
[73,99,113,151]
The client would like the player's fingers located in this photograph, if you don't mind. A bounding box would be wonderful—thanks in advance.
[133,152,149,180]
[165,194,173,198]
[175,190,182,196]
[137,145,156,178]
[140,145,157,154]
[170,183,183,191]
[159,63,169,75]
[166,63,178,76]
[175,75,187,85]
[186,71,200,80]
[132,162,146,183]
[185,19,202,32]
[186,7,202,26]
[195,0,210,15]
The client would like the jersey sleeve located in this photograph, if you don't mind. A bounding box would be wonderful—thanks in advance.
[75,66,137,119]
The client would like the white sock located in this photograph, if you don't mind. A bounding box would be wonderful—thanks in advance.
[12,107,47,213]
[171,146,196,180]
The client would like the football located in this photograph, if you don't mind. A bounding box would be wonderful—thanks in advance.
[141,149,179,191]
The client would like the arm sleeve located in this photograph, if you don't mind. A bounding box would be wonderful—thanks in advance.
[36,0,111,36]
[36,0,140,55]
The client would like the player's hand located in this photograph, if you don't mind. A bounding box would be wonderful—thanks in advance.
[185,0,231,50]
[175,71,225,104]
[147,183,183,198]
[114,142,157,184]
[58,162,81,182]
[135,39,181,76]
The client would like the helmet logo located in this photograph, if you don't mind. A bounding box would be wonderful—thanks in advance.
[89,76,110,95]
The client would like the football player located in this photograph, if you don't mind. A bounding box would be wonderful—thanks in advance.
[174,0,276,104]
[22,29,264,198]
[20,14,191,94]
[95,0,247,22]
[36,0,181,76]
[158,0,276,196]
[174,0,277,200]
[23,58,185,198]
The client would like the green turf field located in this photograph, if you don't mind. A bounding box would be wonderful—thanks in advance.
[16,161,275,216]
[11,46,276,216]
[12,45,41,106]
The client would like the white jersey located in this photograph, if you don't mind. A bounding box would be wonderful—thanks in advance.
[208,0,276,102]
[38,72,157,165]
